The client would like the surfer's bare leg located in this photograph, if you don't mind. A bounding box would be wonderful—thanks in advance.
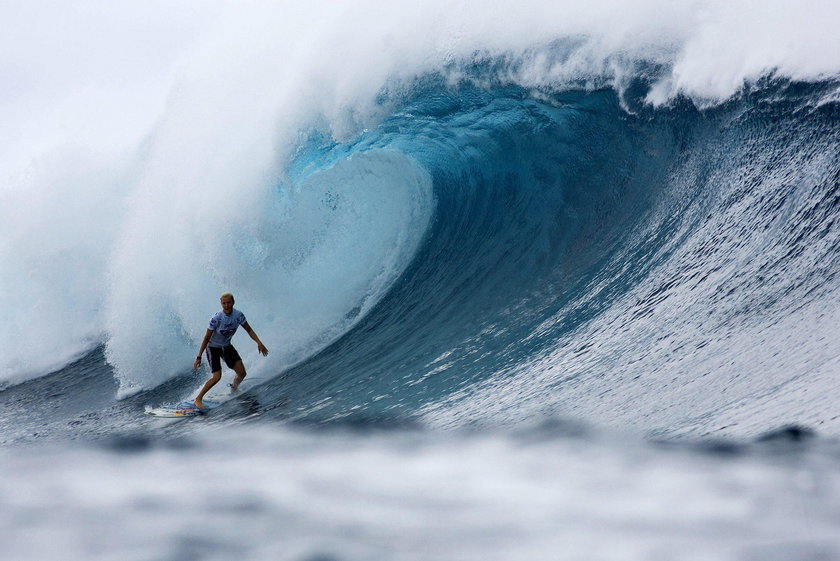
[195,371,222,408]
[230,361,247,393]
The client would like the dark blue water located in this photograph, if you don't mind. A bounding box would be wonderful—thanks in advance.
[222,79,840,433]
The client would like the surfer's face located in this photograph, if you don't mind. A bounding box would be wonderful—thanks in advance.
[220,296,234,315]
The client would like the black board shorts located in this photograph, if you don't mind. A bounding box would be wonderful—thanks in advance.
[206,345,242,373]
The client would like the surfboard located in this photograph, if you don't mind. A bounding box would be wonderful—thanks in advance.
[144,377,264,418]
[144,400,221,418]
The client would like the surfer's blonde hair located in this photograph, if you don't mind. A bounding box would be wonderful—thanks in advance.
[220,292,235,303]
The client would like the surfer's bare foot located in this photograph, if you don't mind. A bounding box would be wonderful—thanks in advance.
[229,383,240,395]
[194,399,204,409]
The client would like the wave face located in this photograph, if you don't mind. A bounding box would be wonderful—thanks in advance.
[1,1,839,438]
[249,79,840,437]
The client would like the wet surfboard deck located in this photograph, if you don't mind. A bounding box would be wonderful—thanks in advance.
[144,400,221,418]
[144,377,262,418]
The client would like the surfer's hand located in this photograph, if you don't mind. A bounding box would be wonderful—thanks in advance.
[193,358,202,370]
[258,343,269,356]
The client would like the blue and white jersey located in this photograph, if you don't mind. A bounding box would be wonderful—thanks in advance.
[207,309,247,347]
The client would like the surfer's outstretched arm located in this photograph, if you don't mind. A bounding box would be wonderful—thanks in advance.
[242,322,269,356]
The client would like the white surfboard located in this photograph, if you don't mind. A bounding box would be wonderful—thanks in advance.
[144,400,221,418]
[144,377,264,418]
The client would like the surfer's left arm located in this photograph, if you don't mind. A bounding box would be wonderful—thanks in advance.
[242,322,269,356]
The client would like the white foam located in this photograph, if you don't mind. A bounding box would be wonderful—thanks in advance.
[105,149,433,395]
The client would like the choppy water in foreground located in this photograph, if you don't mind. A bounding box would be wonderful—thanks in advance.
[4,424,840,561]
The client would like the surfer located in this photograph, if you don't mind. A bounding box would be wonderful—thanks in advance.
[192,292,269,409]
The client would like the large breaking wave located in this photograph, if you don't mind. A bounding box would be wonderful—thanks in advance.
[245,78,840,437]
[2,0,839,438]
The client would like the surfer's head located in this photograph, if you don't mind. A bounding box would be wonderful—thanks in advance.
[220,292,235,314]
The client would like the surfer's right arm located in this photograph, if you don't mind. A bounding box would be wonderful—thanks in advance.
[193,329,214,370]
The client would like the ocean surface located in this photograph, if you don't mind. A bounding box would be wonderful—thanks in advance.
[2,1,840,559]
